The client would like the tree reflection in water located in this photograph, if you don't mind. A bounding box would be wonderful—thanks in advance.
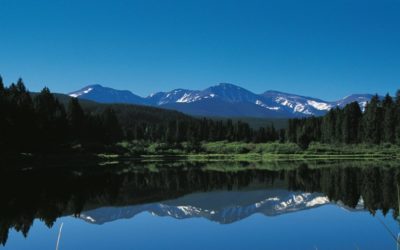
[0,160,399,246]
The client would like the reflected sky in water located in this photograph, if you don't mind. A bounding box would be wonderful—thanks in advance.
[1,161,400,249]
[4,202,399,250]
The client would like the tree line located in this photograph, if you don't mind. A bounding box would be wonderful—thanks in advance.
[2,76,399,153]
[0,77,126,153]
[0,77,281,154]
[287,91,400,148]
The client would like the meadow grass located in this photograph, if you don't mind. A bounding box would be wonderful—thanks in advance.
[114,140,400,161]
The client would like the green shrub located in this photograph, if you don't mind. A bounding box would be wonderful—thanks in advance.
[255,142,301,154]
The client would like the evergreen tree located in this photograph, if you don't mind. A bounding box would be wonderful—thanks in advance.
[0,75,4,93]
[297,127,311,149]
[382,94,396,143]
[362,95,382,144]
[101,108,123,143]
[334,109,344,143]
[287,119,298,143]
[0,76,6,151]
[175,121,186,142]
[321,109,336,143]
[34,87,68,150]
[7,79,35,152]
[395,90,400,144]
[342,102,362,144]
[287,92,398,146]
[67,98,85,140]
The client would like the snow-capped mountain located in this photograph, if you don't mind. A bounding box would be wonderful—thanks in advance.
[334,94,374,111]
[147,89,203,105]
[147,83,259,105]
[146,83,291,117]
[261,90,335,116]
[78,189,364,225]
[69,84,149,105]
[68,83,375,118]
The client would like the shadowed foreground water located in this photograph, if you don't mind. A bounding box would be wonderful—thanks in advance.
[1,160,400,249]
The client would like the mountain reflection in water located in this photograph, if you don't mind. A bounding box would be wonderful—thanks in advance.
[79,189,364,225]
[0,161,399,247]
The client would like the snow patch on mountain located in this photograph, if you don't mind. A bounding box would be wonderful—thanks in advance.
[307,100,333,111]
[255,100,280,110]
[69,87,94,98]
[306,196,331,207]
[176,93,202,103]
[273,97,312,115]
[275,97,294,108]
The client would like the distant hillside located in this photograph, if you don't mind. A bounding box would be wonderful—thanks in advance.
[50,93,196,126]
[50,93,288,129]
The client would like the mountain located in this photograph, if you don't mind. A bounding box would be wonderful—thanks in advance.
[146,88,202,105]
[78,189,364,225]
[68,83,374,118]
[146,83,290,117]
[69,84,149,105]
[261,90,334,116]
[334,94,374,111]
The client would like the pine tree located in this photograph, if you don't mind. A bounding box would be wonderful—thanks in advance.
[395,90,400,144]
[362,95,382,144]
[0,76,6,152]
[298,127,311,149]
[16,78,27,92]
[0,75,4,94]
[278,128,286,143]
[67,98,85,140]
[8,79,35,152]
[165,120,177,143]
[321,109,337,143]
[287,119,298,143]
[334,108,344,143]
[342,102,362,144]
[101,108,123,143]
[382,94,396,143]
[34,87,68,150]
[0,75,5,109]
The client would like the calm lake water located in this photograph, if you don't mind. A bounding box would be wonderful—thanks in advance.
[1,160,400,249]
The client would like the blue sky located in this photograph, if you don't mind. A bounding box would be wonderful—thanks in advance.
[0,0,399,100]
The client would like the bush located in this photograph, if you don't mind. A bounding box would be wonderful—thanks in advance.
[255,142,301,154]
[202,141,301,154]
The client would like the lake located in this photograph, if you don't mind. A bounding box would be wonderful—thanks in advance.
[1,160,399,249]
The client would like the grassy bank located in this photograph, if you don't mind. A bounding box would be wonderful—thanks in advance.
[111,141,400,161]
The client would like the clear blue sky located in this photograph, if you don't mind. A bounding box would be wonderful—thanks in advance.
[0,0,399,100]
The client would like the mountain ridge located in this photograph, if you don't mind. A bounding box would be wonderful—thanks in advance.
[68,83,375,118]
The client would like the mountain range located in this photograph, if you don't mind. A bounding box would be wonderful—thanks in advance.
[68,83,374,118]
[78,189,364,225]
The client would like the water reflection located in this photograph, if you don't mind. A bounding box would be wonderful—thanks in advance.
[79,189,363,225]
[1,160,400,246]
